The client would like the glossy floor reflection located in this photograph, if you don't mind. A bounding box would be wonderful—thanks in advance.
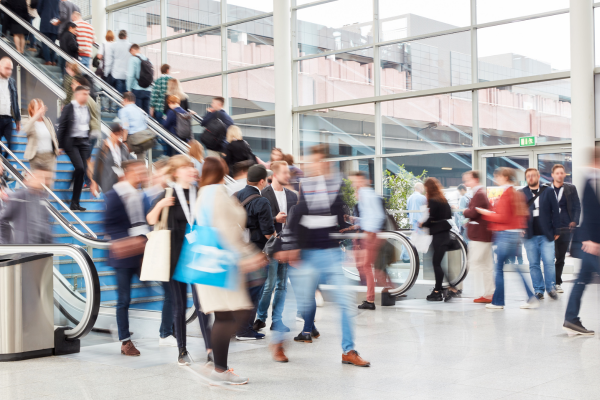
[1,272,599,400]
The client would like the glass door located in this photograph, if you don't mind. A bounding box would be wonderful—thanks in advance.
[481,150,533,188]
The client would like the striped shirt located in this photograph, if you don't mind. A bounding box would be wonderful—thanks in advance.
[74,20,94,57]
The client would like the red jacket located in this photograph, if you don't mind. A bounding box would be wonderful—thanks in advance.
[463,187,492,242]
[482,186,527,231]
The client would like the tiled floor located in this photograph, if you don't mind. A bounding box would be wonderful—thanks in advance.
[1,272,600,400]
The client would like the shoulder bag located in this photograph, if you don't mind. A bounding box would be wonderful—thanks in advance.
[140,188,173,282]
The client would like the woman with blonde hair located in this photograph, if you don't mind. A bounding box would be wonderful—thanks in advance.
[23,99,59,172]
[223,125,256,174]
[163,79,189,115]
[188,139,204,176]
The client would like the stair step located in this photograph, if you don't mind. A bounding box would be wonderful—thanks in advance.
[79,281,161,293]
[101,293,192,307]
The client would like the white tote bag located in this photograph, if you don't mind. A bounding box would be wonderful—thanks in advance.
[140,188,173,282]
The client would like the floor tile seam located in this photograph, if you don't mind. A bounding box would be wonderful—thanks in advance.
[519,379,600,395]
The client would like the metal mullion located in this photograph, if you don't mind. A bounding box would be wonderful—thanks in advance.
[291,0,300,158]
[160,0,167,64]
[292,0,337,11]
[322,154,378,163]
[474,8,569,30]
[138,38,162,47]
[105,0,154,12]
[179,71,222,83]
[221,0,228,111]
[294,43,373,62]
[470,0,480,168]
[373,0,382,194]
[474,140,572,154]
[160,25,221,43]
[375,26,472,49]
[224,62,274,75]
[293,71,570,113]
[380,147,475,159]
[595,1,600,7]
[231,110,275,120]
[224,12,273,28]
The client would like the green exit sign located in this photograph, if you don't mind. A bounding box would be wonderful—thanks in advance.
[519,136,536,147]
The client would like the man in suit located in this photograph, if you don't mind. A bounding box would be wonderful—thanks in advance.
[104,160,150,355]
[521,168,560,301]
[551,164,581,293]
[0,57,21,158]
[563,149,600,336]
[462,171,494,303]
[57,85,93,211]
[253,161,298,361]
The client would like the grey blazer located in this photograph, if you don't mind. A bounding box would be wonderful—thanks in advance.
[93,140,132,193]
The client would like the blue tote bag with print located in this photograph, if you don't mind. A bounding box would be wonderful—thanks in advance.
[172,185,239,289]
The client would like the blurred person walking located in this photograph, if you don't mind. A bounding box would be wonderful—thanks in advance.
[71,11,93,67]
[462,171,494,303]
[37,0,59,65]
[477,167,535,310]
[194,157,267,385]
[160,95,192,145]
[105,160,149,356]
[126,43,153,114]
[223,125,256,174]
[188,139,204,176]
[407,182,427,229]
[200,96,233,156]
[551,164,581,293]
[23,98,58,172]
[454,183,470,243]
[163,78,189,116]
[58,21,77,73]
[225,160,252,196]
[91,123,131,197]
[275,144,370,367]
[420,177,460,302]
[118,92,154,160]
[521,168,560,300]
[5,0,30,53]
[283,153,303,191]
[104,30,130,94]
[0,57,21,158]
[149,63,171,119]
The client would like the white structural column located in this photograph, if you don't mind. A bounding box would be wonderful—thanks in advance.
[91,0,107,41]
[273,0,293,154]
[570,0,595,193]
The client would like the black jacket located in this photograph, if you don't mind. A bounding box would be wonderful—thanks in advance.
[57,102,90,149]
[422,198,452,235]
[560,182,582,226]
[261,185,298,234]
[236,185,275,249]
[521,185,560,241]
[59,29,79,58]
[224,140,256,173]
[578,175,600,244]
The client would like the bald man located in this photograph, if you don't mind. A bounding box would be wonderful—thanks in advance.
[0,57,21,158]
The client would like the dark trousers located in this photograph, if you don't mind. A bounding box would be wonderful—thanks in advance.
[555,231,571,285]
[170,279,188,348]
[159,281,174,339]
[115,267,139,341]
[113,78,126,94]
[236,283,264,335]
[565,250,600,323]
[192,286,212,351]
[132,89,151,114]
[431,231,451,291]
[65,138,91,207]
[41,32,57,63]
[213,310,252,371]
[0,116,13,158]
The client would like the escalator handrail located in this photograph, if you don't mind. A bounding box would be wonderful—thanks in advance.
[0,244,100,340]
[0,3,191,157]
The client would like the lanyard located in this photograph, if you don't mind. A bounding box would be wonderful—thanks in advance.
[172,183,196,226]
[552,184,564,212]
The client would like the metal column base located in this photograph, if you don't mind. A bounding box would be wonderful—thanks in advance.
[0,348,53,362]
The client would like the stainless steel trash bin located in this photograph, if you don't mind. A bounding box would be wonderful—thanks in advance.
[0,253,54,361]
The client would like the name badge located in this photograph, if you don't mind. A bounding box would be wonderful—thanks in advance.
[533,209,539,217]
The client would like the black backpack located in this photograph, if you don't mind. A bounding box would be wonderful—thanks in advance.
[200,117,227,151]
[136,56,154,88]
[175,111,193,141]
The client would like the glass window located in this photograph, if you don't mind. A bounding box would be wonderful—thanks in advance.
[380,31,471,96]
[181,75,223,107]
[538,152,572,185]
[332,158,375,182]
[166,0,220,37]
[477,0,568,24]
[382,92,473,154]
[478,79,571,146]
[166,29,221,80]
[296,0,374,57]
[484,153,529,187]
[229,66,275,115]
[378,0,471,42]
[227,16,274,70]
[233,115,275,162]
[299,106,376,158]
[227,0,272,22]
[297,49,375,107]
[72,0,91,17]
[139,44,161,79]
[111,0,161,44]
[477,14,570,80]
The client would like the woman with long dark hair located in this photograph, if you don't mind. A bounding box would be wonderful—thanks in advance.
[420,177,460,301]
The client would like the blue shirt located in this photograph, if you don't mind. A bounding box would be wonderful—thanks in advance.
[407,192,427,229]
[126,54,152,92]
[357,187,385,233]
[118,104,148,134]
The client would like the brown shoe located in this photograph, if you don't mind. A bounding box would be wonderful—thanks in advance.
[270,344,289,363]
[121,340,140,356]
[342,350,370,367]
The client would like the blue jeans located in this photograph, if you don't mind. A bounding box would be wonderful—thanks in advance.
[256,259,288,324]
[565,250,600,323]
[115,267,139,341]
[113,78,126,94]
[159,281,174,338]
[41,32,57,63]
[292,248,355,353]
[80,56,91,68]
[133,89,151,114]
[492,231,534,306]
[524,235,556,294]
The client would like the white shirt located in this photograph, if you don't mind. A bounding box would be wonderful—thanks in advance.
[71,101,90,138]
[34,121,53,153]
[274,188,287,216]
[0,78,11,116]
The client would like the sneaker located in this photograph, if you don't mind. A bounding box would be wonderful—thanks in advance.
[294,332,312,343]
[158,335,177,347]
[444,289,460,302]
[178,348,192,366]
[358,300,376,310]
[520,298,540,309]
[270,321,291,332]
[209,369,248,385]
[252,319,266,331]
[296,312,304,322]
[535,293,544,300]
[474,297,492,304]
[426,289,443,302]
[485,303,504,309]
[563,320,595,336]
[342,350,370,367]
[311,328,320,339]
[235,330,265,341]
[121,340,140,356]
[548,290,558,300]
[270,344,289,363]
[556,284,564,293]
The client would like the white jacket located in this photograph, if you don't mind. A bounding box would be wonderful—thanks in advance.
[104,39,131,80]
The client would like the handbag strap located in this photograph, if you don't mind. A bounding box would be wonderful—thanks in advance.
[156,187,174,231]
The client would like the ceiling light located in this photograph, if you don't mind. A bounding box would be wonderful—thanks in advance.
[442,167,452,170]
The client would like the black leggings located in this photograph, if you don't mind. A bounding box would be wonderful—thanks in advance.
[432,231,450,292]
[212,310,252,371]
